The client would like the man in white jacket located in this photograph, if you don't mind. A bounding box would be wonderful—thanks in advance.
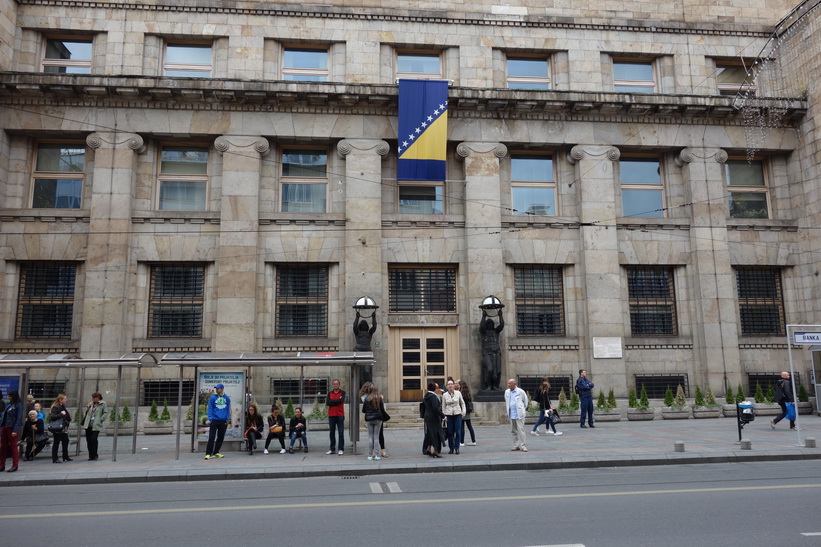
[504,378,529,452]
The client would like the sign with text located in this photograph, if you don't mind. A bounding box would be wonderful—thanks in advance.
[793,332,821,345]
[195,371,245,441]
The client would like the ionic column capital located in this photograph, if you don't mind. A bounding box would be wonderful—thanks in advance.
[337,139,390,158]
[214,136,270,156]
[456,142,508,159]
[86,132,146,154]
[676,147,728,167]
[568,145,619,164]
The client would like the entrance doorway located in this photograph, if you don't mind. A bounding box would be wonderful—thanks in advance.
[390,327,459,402]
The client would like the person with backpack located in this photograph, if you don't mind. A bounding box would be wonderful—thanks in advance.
[576,369,595,428]
[771,371,796,431]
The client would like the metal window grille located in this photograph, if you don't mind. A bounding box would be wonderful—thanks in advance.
[16,263,76,339]
[142,380,196,407]
[270,378,329,405]
[634,374,689,399]
[627,267,677,336]
[735,267,784,336]
[388,267,456,312]
[746,373,800,400]
[148,265,204,338]
[514,266,564,336]
[26,381,67,402]
[276,265,328,336]
[518,376,572,402]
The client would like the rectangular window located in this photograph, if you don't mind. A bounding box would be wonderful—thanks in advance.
[270,378,329,404]
[281,148,327,212]
[282,48,328,81]
[627,267,677,336]
[634,374,689,399]
[396,52,442,80]
[514,266,565,336]
[42,38,92,74]
[388,267,456,312]
[27,381,68,401]
[16,263,76,339]
[164,42,212,78]
[276,265,329,336]
[148,265,204,338]
[31,142,85,209]
[511,154,555,215]
[141,380,196,407]
[398,182,444,214]
[613,60,655,93]
[507,57,550,90]
[158,146,208,211]
[620,157,664,218]
[726,158,769,219]
[716,63,756,97]
[735,267,785,336]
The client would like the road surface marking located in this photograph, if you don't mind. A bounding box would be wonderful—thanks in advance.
[386,482,401,493]
[369,481,402,494]
[801,533,821,536]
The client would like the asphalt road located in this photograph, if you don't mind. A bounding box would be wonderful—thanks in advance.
[4,461,821,546]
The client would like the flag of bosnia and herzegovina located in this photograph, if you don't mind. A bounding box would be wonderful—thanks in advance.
[397,79,448,182]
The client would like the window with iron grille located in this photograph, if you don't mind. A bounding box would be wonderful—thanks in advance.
[518,376,572,402]
[634,374,689,399]
[270,378,329,404]
[276,265,328,336]
[514,266,564,336]
[16,263,76,340]
[148,264,204,338]
[388,266,456,312]
[735,267,785,336]
[627,267,677,336]
[142,380,196,407]
[26,381,68,402]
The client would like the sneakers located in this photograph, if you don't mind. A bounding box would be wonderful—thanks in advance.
[203,455,211,460]
[304,447,309,453]
[545,431,554,435]
[263,449,269,454]
[374,455,381,460]
[367,456,373,460]
[554,431,563,436]
[511,446,520,451]
[288,448,294,454]
[522,447,528,452]
[530,430,539,436]
[467,441,476,446]
[213,453,224,458]
[460,443,465,446]
[771,419,776,430]
[338,450,344,456]
[326,450,335,455]
[280,448,286,454]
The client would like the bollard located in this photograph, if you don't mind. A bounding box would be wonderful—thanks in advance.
[740,438,752,450]
[806,437,817,448]
[674,441,685,452]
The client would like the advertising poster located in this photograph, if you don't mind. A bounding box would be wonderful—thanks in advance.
[0,376,20,402]
[196,371,245,441]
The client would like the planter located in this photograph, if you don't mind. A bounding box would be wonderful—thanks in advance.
[183,419,194,434]
[661,406,691,420]
[626,408,655,421]
[692,406,721,419]
[750,403,780,416]
[306,418,329,431]
[143,421,173,435]
[593,408,622,422]
[105,423,135,436]
[556,409,581,424]
[722,404,737,418]
[797,402,813,415]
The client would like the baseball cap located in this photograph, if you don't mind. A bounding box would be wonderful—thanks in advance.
[215,383,224,389]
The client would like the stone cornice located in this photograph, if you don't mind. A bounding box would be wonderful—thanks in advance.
[0,73,807,125]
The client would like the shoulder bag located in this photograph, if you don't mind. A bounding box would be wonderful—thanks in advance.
[548,409,562,424]
[48,416,66,433]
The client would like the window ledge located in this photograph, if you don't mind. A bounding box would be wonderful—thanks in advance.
[726,218,799,231]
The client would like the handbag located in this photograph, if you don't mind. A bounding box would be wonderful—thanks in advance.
[35,432,49,444]
[47,417,66,433]
[380,407,391,422]
[549,409,562,424]
[269,424,283,434]
[785,402,796,421]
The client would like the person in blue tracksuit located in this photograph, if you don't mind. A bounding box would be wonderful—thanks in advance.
[204,384,231,460]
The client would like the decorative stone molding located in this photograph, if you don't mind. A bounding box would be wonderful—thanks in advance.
[509,344,580,351]
[456,142,508,159]
[214,136,270,156]
[86,132,146,154]
[337,139,390,158]
[568,144,619,164]
[675,147,728,166]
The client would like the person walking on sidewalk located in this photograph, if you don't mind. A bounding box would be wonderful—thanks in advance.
[264,405,286,454]
[771,371,796,431]
[442,379,466,454]
[204,383,231,460]
[576,370,595,428]
[288,407,308,453]
[49,394,72,464]
[0,390,23,472]
[81,392,107,461]
[504,378,528,452]
[531,379,562,436]
[326,379,345,455]
[459,380,477,446]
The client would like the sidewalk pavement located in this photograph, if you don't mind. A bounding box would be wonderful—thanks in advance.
[3,415,820,487]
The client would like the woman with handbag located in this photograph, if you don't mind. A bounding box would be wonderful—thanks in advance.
[244,404,263,455]
[49,394,72,463]
[21,410,46,461]
[530,379,562,436]
[263,405,286,454]
[362,384,385,460]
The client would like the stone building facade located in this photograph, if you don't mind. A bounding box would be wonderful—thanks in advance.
[0,0,818,404]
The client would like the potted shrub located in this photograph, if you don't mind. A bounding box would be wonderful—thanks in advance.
[721,386,736,417]
[525,397,541,424]
[143,399,173,434]
[627,385,654,421]
[752,381,780,416]
[662,384,691,419]
[105,405,134,436]
[557,388,581,423]
[184,395,195,434]
[797,383,813,415]
[693,385,721,419]
[306,394,329,431]
[594,388,621,421]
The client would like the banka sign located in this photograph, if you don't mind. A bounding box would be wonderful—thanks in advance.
[793,331,821,344]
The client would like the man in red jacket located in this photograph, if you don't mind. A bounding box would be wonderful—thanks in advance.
[326,379,346,455]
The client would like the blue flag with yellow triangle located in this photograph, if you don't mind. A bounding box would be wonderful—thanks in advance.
[397,79,448,181]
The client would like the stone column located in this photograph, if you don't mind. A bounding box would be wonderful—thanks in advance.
[457,142,508,392]
[338,139,388,384]
[213,136,269,351]
[81,132,146,357]
[676,147,740,395]
[568,145,626,393]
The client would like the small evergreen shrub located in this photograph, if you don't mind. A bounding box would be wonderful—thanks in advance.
[705,385,719,407]
[120,405,132,423]
[736,384,745,403]
[765,384,775,404]
[694,385,705,407]
[607,388,617,409]
[724,387,735,405]
[628,387,638,408]
[161,398,171,422]
[558,388,569,411]
[754,382,765,404]
[596,391,608,410]
[284,398,295,418]
[148,400,159,422]
[664,386,674,407]
[639,385,650,409]
[569,392,580,411]
[674,384,686,407]
[798,383,809,403]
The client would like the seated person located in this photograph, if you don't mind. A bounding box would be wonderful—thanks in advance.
[288,407,308,454]
[264,405,287,454]
[21,410,46,461]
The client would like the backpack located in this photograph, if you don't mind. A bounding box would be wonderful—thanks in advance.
[574,383,580,395]
[419,401,426,419]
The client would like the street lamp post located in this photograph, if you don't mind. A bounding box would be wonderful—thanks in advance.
[353,296,379,385]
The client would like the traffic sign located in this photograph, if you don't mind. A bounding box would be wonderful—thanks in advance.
[793,331,821,344]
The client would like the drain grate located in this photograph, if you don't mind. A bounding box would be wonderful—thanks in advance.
[341,476,361,479]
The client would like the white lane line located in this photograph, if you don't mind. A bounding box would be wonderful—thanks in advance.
[369,482,383,494]
[386,482,401,493]
[801,532,821,536]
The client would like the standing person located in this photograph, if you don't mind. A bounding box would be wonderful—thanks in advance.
[442,380,466,454]
[21,410,46,461]
[326,379,346,456]
[531,379,562,436]
[423,382,446,458]
[771,371,796,430]
[49,394,72,464]
[576,370,595,428]
[504,378,528,452]
[359,382,388,458]
[0,390,23,472]
[81,392,107,461]
[204,383,231,460]
[244,404,263,455]
[263,405,286,454]
[459,380,477,446]
[362,384,385,460]
[288,407,308,453]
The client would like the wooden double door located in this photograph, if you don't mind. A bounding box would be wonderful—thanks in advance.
[389,327,459,402]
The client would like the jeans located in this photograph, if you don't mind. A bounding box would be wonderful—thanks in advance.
[580,397,594,426]
[461,418,476,443]
[85,428,100,459]
[532,409,558,433]
[289,430,307,448]
[328,415,345,451]
[446,414,463,450]
[205,419,227,456]
[366,419,382,456]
